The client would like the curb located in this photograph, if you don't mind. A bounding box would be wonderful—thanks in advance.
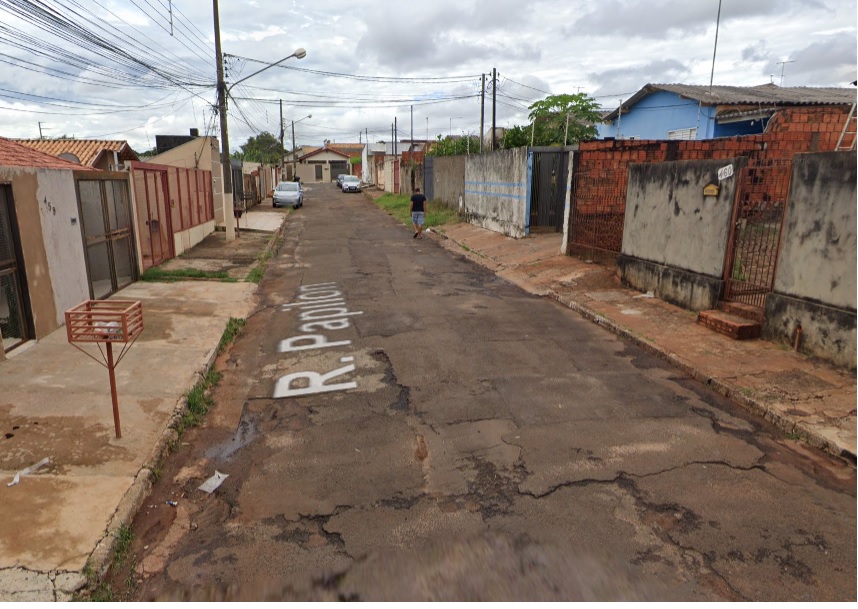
[545,289,854,464]
[432,229,854,466]
[79,341,225,597]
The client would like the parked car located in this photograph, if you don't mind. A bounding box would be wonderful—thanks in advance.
[341,175,361,193]
[336,174,348,188]
[273,181,303,208]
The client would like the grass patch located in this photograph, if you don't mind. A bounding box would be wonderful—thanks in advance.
[246,233,281,283]
[177,368,222,434]
[76,525,135,601]
[374,193,461,229]
[140,267,233,282]
[218,317,246,354]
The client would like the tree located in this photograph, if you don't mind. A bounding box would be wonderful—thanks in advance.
[527,93,603,146]
[500,125,530,149]
[238,131,282,164]
[427,134,480,157]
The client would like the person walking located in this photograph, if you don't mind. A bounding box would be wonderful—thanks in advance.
[410,187,427,239]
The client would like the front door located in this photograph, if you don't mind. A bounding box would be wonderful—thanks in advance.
[77,178,137,299]
[0,185,32,351]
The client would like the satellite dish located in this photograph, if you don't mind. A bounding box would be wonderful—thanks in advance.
[58,152,81,164]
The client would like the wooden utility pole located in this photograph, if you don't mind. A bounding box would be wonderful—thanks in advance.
[480,74,485,153]
[491,68,497,151]
[279,99,285,180]
[213,0,236,240]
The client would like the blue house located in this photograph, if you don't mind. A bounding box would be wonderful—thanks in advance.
[598,83,855,140]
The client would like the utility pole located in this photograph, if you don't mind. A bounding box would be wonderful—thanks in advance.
[291,120,297,180]
[491,68,497,151]
[410,105,415,192]
[480,73,485,153]
[213,0,236,240]
[38,122,44,139]
[279,99,285,180]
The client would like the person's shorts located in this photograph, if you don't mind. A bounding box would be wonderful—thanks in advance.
[411,211,425,226]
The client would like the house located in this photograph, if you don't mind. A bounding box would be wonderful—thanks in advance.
[13,138,140,170]
[0,137,137,356]
[295,143,364,183]
[598,83,856,141]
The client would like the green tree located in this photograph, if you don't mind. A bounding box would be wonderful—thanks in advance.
[500,124,531,149]
[238,131,282,164]
[427,134,480,157]
[526,93,603,146]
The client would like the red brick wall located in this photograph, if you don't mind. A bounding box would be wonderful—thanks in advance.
[573,106,851,220]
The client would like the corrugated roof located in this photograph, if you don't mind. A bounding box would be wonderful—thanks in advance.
[13,138,138,166]
[604,83,856,120]
[0,137,93,170]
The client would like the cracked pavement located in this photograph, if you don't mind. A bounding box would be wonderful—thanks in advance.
[124,184,855,602]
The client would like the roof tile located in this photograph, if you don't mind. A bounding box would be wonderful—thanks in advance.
[0,137,93,170]
[12,138,138,166]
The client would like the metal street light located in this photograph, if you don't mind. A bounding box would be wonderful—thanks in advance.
[290,114,312,181]
[215,0,305,240]
[449,116,463,138]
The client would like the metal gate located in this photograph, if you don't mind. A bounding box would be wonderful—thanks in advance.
[568,165,628,256]
[76,176,137,299]
[0,185,31,351]
[131,166,174,270]
[530,149,568,231]
[423,156,435,200]
[330,160,349,181]
[723,158,792,308]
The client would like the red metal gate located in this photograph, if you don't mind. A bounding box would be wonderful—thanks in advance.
[131,166,173,270]
[723,158,792,308]
[568,165,628,257]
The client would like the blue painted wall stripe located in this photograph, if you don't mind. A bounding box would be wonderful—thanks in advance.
[464,189,526,200]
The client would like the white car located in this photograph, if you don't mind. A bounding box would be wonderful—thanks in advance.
[273,181,303,208]
[341,175,361,193]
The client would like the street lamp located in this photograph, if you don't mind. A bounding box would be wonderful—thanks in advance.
[290,114,312,181]
[449,116,463,138]
[215,0,306,240]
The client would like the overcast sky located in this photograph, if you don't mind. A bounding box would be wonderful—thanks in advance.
[0,0,854,154]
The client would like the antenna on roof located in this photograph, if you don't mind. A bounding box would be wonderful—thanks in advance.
[777,60,797,86]
[708,0,722,94]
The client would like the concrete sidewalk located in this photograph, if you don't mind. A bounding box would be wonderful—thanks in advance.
[0,200,853,600]
[0,207,285,600]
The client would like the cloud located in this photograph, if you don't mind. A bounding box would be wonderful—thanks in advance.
[588,59,693,100]
[570,0,823,40]
[773,32,858,86]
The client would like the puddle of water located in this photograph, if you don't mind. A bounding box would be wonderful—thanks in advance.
[206,414,259,461]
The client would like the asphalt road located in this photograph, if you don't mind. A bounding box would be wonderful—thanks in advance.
[126,183,856,602]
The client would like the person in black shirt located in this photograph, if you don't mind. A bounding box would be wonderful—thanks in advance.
[410,188,427,239]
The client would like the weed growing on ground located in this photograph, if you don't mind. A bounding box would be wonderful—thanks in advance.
[218,317,246,354]
[178,368,222,433]
[374,193,461,229]
[140,267,233,282]
[246,232,283,283]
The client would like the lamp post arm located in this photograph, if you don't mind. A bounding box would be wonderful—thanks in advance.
[226,48,306,95]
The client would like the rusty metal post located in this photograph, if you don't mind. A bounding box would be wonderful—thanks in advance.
[106,342,121,439]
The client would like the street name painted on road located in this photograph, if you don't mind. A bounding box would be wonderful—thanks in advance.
[273,282,362,399]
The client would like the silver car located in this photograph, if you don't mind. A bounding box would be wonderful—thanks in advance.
[341,175,361,193]
[273,181,303,208]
